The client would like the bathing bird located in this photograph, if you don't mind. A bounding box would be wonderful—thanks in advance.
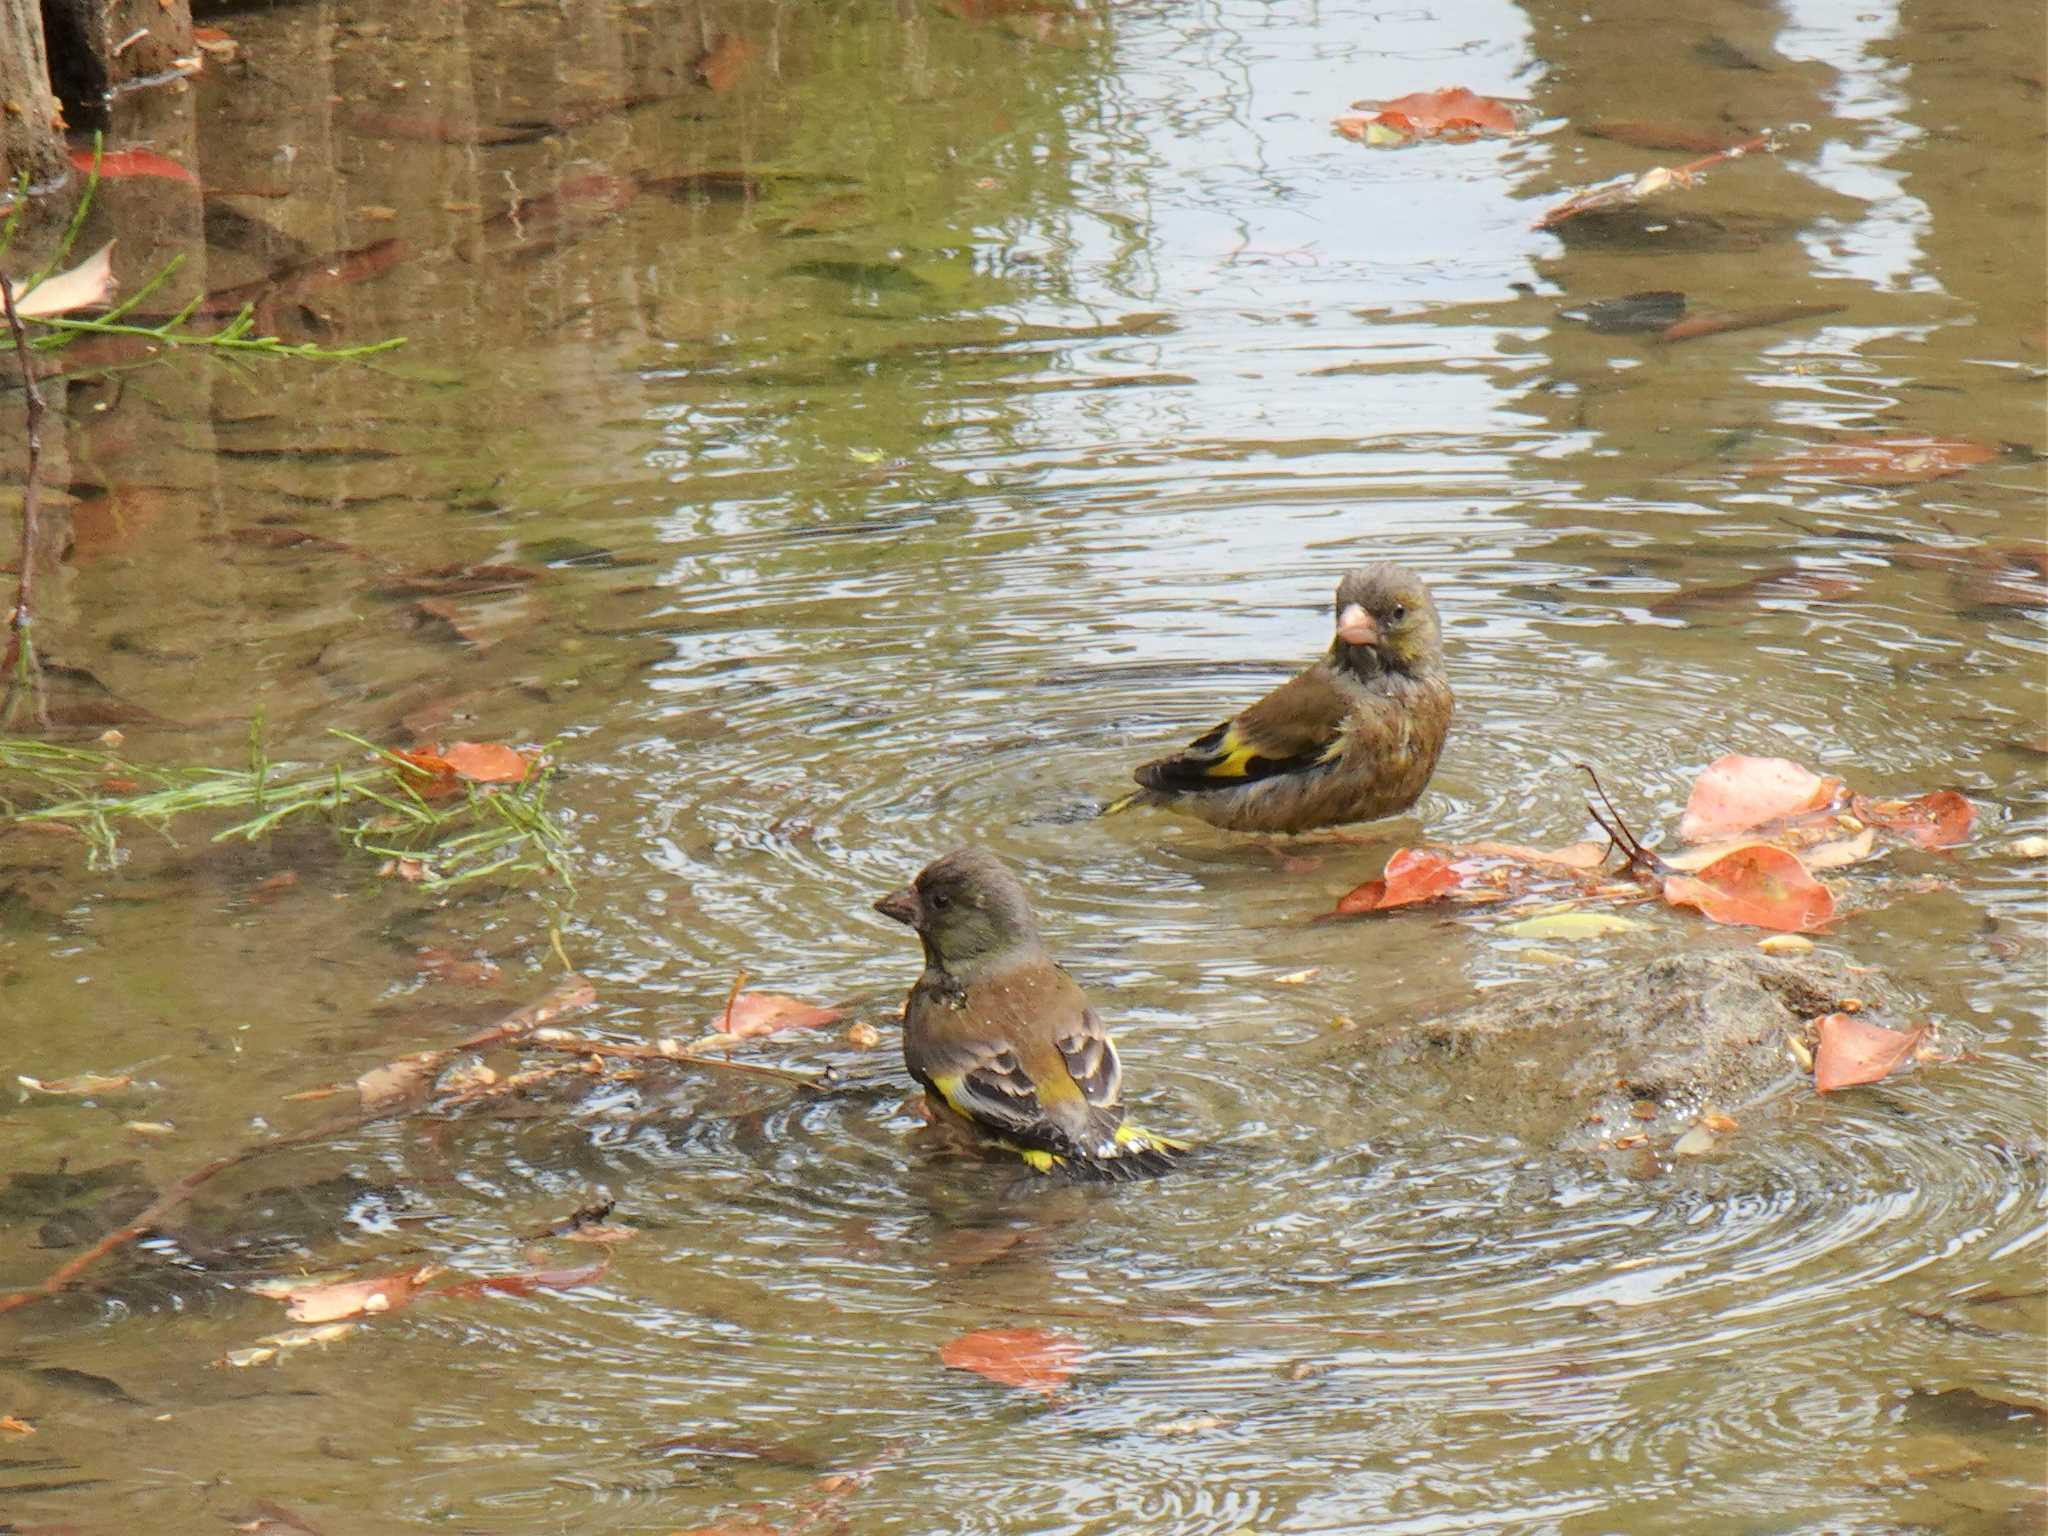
[1108,563,1453,835]
[873,847,1186,1181]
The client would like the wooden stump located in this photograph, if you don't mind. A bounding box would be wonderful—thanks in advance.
[0,0,65,192]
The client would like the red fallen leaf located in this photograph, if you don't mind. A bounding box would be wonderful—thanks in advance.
[1680,754,1844,842]
[1851,790,1975,849]
[1663,844,1834,932]
[1359,87,1523,140]
[1745,434,1998,486]
[432,1258,609,1301]
[722,992,844,1038]
[1813,1012,1928,1093]
[70,146,196,183]
[282,1264,440,1323]
[939,1327,1084,1395]
[1334,848,1463,914]
[1335,86,1523,144]
[692,34,756,91]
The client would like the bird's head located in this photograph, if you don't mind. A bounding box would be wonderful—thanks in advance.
[874,846,1041,971]
[1331,563,1444,678]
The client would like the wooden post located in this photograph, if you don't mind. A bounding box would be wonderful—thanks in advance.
[0,0,65,192]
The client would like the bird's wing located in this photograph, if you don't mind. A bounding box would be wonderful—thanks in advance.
[908,967,1117,1151]
[1135,663,1351,793]
[1052,1004,1122,1112]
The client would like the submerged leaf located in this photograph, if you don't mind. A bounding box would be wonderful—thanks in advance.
[10,241,118,317]
[1680,754,1843,842]
[432,1258,609,1300]
[939,1327,1084,1395]
[1746,434,1998,486]
[282,1264,440,1323]
[1334,848,1461,915]
[1812,1012,1928,1093]
[17,1072,133,1095]
[720,991,845,1039]
[1500,909,1645,939]
[1850,791,1975,849]
[1663,844,1834,932]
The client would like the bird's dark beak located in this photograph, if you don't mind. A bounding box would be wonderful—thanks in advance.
[874,885,920,927]
[1335,603,1378,647]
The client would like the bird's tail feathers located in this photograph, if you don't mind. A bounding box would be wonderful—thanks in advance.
[1014,1121,1190,1183]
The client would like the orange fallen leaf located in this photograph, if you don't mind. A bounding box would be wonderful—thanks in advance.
[440,741,530,784]
[1663,844,1834,932]
[70,146,195,183]
[721,991,844,1039]
[282,1264,440,1323]
[1850,790,1975,850]
[1745,434,1998,486]
[0,1414,33,1434]
[939,1327,1084,1395]
[1335,86,1523,144]
[1334,848,1462,915]
[1813,1012,1928,1093]
[1680,754,1843,842]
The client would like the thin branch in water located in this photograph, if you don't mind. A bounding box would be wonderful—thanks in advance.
[526,1031,832,1090]
[0,975,598,1316]
[1576,763,1666,878]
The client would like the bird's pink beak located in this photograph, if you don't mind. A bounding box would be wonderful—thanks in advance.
[874,886,920,926]
[1335,603,1378,647]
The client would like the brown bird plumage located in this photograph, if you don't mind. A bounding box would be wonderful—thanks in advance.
[1110,563,1453,835]
[873,848,1185,1181]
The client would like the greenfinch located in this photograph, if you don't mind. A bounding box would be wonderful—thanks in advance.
[1108,563,1453,835]
[873,847,1187,1182]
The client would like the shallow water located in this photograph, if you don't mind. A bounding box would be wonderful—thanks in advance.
[1,0,2043,1531]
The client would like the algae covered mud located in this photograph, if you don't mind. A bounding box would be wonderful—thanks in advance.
[0,0,2042,1531]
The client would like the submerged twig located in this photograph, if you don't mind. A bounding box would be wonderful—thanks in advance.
[0,975,599,1315]
[527,1031,831,1090]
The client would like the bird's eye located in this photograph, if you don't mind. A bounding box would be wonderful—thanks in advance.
[929,890,951,910]
[1391,603,1407,623]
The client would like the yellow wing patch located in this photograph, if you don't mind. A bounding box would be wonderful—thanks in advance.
[1204,728,1259,779]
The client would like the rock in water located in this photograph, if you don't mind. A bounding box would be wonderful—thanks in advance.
[1331,949,1925,1153]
